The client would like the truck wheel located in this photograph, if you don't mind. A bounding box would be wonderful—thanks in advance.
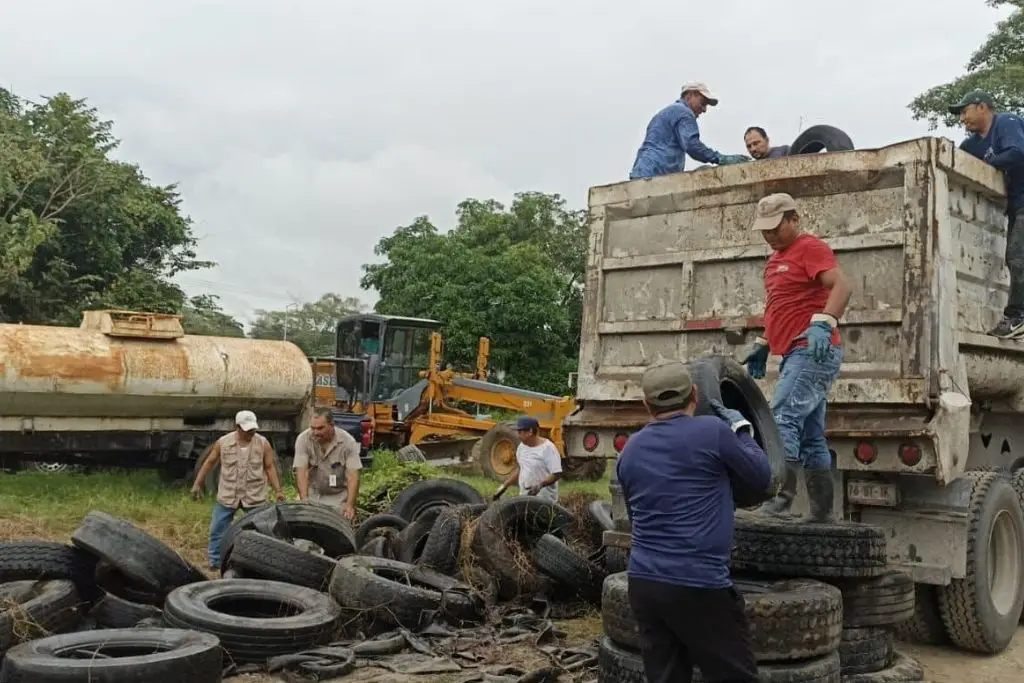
[563,457,608,481]
[937,470,1024,653]
[477,422,520,482]
[892,583,949,645]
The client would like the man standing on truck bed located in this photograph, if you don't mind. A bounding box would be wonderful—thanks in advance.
[629,83,750,179]
[191,410,285,570]
[293,406,362,521]
[744,126,790,160]
[949,89,1024,339]
[616,361,770,683]
[492,416,563,502]
[744,193,852,521]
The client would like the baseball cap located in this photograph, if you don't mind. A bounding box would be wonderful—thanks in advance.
[948,89,996,115]
[235,410,259,432]
[681,82,719,106]
[516,416,540,431]
[641,362,694,410]
[751,193,799,231]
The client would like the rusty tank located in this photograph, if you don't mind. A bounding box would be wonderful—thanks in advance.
[0,310,313,419]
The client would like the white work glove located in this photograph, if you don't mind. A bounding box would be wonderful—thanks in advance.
[709,399,754,436]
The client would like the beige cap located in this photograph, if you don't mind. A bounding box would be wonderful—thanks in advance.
[681,82,719,106]
[235,410,259,432]
[751,193,798,231]
[641,361,694,410]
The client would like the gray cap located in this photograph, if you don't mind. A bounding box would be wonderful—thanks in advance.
[641,362,694,410]
[948,89,996,115]
[751,193,799,231]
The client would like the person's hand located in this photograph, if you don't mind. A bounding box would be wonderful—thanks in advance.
[742,339,769,379]
[190,485,203,501]
[525,485,542,496]
[492,486,507,502]
[708,399,754,436]
[800,321,834,362]
[342,503,356,521]
[275,490,286,503]
[718,154,751,165]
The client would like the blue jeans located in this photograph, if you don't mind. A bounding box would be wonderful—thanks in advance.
[208,501,257,568]
[771,345,844,471]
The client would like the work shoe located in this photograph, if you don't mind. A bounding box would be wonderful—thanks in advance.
[757,461,799,516]
[988,315,1024,339]
[804,468,836,523]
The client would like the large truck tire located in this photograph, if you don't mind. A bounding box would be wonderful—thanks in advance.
[892,583,949,645]
[476,421,520,481]
[937,470,1024,653]
[687,355,786,498]
[788,124,854,155]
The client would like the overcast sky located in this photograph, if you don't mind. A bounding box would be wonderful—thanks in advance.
[0,1,1006,324]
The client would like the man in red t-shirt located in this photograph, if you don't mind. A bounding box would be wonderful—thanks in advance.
[742,193,852,521]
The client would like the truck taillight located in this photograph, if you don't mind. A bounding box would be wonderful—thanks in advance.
[899,443,922,467]
[613,434,629,453]
[854,441,877,465]
[583,432,599,452]
[360,419,373,448]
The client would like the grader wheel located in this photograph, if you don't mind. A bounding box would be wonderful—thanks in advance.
[562,457,608,482]
[478,422,520,482]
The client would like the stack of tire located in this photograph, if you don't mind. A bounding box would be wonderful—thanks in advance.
[597,513,927,683]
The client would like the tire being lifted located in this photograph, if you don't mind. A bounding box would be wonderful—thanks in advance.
[788,124,855,155]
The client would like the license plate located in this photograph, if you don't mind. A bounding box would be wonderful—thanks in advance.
[847,480,899,507]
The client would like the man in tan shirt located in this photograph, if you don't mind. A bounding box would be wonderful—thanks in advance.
[191,410,285,569]
[293,406,362,521]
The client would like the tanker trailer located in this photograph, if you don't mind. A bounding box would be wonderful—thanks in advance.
[0,309,315,483]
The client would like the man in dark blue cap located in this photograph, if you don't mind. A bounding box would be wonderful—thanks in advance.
[950,89,1024,338]
[492,416,563,502]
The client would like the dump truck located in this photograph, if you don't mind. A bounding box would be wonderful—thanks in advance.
[0,309,372,486]
[566,137,1024,654]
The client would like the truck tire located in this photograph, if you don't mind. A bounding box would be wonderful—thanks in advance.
[840,651,924,682]
[219,502,358,568]
[605,546,629,574]
[892,583,949,645]
[228,530,337,591]
[601,573,639,649]
[833,570,915,627]
[0,541,99,600]
[396,444,427,463]
[0,629,223,683]
[788,124,855,155]
[695,652,841,683]
[389,478,485,521]
[597,636,645,683]
[396,506,445,564]
[1012,468,1024,623]
[89,592,163,629]
[533,534,606,604]
[477,422,520,482]
[937,470,1024,653]
[354,513,408,549]
[0,580,83,653]
[418,504,487,575]
[687,355,786,497]
[732,511,887,579]
[839,628,893,676]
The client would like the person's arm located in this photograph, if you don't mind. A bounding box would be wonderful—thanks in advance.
[675,114,721,165]
[191,442,221,497]
[342,437,362,520]
[988,118,1024,170]
[804,241,852,323]
[293,436,310,500]
[494,464,520,500]
[263,442,284,501]
[717,422,771,493]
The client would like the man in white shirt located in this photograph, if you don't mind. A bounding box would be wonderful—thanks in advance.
[492,416,563,503]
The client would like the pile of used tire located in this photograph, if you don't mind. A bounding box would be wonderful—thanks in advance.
[0,477,614,681]
[597,512,927,683]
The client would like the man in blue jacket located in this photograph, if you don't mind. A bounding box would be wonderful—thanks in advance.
[629,83,750,179]
[950,89,1024,338]
[616,361,770,683]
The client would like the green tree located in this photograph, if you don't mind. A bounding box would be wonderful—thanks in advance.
[0,88,214,325]
[910,0,1024,127]
[182,294,245,337]
[250,293,366,356]
[360,192,587,395]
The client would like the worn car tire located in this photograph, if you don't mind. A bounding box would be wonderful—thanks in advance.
[732,511,887,579]
[397,506,445,564]
[601,573,639,650]
[89,592,163,629]
[418,504,486,575]
[359,535,394,558]
[840,650,924,682]
[839,627,894,676]
[71,511,205,595]
[604,546,629,574]
[694,652,841,682]
[0,628,222,682]
[330,555,482,628]
[892,583,949,645]
[834,570,915,627]
[389,478,486,521]
[688,355,786,496]
[0,580,83,653]
[789,124,855,154]
[95,562,164,606]
[229,530,337,591]
[220,501,357,568]
[937,471,1024,653]
[354,513,408,549]
[163,578,341,663]
[0,541,99,600]
[471,496,576,599]
[396,444,427,463]
[533,534,605,603]
[597,636,645,683]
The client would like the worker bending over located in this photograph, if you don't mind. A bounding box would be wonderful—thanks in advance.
[191,410,285,569]
[616,362,769,683]
[492,416,563,503]
[293,406,362,521]
[744,126,790,159]
[950,89,1024,339]
[629,82,750,179]
[744,193,852,521]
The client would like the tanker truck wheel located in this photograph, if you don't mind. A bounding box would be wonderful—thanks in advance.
[937,470,1024,653]
[477,422,520,482]
[192,445,285,496]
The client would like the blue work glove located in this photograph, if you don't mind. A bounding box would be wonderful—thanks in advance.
[718,154,751,165]
[800,320,834,363]
[708,399,754,436]
[742,338,769,379]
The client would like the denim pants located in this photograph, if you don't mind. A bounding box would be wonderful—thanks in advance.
[1005,210,1024,318]
[208,501,258,568]
[771,345,844,470]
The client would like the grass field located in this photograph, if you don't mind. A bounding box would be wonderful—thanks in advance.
[0,450,611,570]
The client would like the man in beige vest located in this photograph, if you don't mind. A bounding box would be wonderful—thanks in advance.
[293,406,362,521]
[191,410,285,569]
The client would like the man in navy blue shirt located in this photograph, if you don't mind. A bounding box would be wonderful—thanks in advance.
[950,89,1024,338]
[616,361,771,683]
[629,83,750,179]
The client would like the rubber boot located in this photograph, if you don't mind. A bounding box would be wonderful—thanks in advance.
[757,461,800,515]
[804,468,836,523]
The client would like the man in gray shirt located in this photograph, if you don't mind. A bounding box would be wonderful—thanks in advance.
[744,126,790,160]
